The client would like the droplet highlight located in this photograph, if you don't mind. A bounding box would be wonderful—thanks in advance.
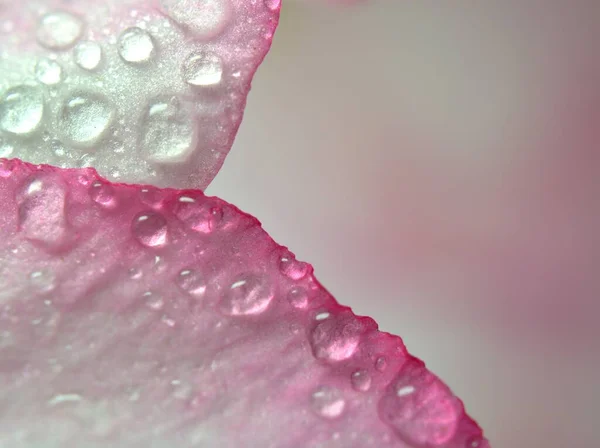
[182,51,223,86]
[311,386,345,419]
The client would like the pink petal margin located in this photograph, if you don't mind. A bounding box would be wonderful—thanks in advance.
[0,159,490,448]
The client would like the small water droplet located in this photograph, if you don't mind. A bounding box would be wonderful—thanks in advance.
[35,58,64,85]
[89,181,116,207]
[311,386,345,419]
[375,356,388,372]
[182,51,223,86]
[0,85,45,135]
[174,197,222,233]
[58,92,115,147]
[30,270,57,293]
[176,269,206,296]
[379,361,460,447]
[351,370,372,392]
[37,11,84,50]
[74,41,103,71]
[287,286,308,309]
[264,0,281,11]
[310,312,362,362]
[143,291,164,310]
[132,211,168,248]
[220,273,274,316]
[279,250,309,280]
[118,27,155,63]
[141,96,198,164]
[160,0,231,39]
[129,267,143,280]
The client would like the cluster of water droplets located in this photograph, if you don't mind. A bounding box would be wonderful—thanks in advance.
[0,0,280,188]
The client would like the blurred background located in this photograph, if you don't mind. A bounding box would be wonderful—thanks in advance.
[208,1,599,447]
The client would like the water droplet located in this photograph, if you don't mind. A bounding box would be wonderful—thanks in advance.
[375,356,388,372]
[118,27,155,64]
[47,393,83,406]
[287,286,308,309]
[58,92,115,147]
[37,11,84,50]
[351,370,372,392]
[264,0,281,11]
[160,0,231,40]
[311,386,345,419]
[89,181,116,207]
[174,197,222,233]
[379,361,460,447]
[182,51,223,86]
[17,175,68,248]
[143,291,164,310]
[141,97,198,164]
[132,211,168,248]
[35,58,64,85]
[74,41,103,71]
[279,250,309,280]
[467,436,490,448]
[310,312,362,362]
[29,270,57,293]
[129,267,143,280]
[176,269,206,296]
[0,85,45,135]
[220,273,274,316]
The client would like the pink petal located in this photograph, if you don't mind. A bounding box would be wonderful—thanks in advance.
[0,0,280,189]
[0,159,489,447]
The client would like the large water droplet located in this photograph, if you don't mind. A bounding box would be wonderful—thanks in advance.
[176,269,206,296]
[379,361,461,447]
[160,0,231,40]
[220,273,274,316]
[37,11,83,50]
[141,97,198,164]
[74,41,103,71]
[310,312,362,362]
[58,92,115,147]
[311,386,345,419]
[350,370,372,392]
[182,51,223,86]
[132,211,168,248]
[0,85,45,135]
[35,58,64,85]
[118,27,155,64]
[17,175,68,249]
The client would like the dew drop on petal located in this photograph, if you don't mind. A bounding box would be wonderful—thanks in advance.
[311,386,345,419]
[58,92,115,148]
[89,181,116,207]
[141,97,198,164]
[35,58,64,85]
[29,270,57,294]
[118,27,155,64]
[310,312,361,362]
[160,0,232,40]
[132,211,168,248]
[287,286,308,309]
[176,269,206,296]
[74,41,103,71]
[220,273,274,316]
[350,369,371,392]
[379,361,461,447]
[37,11,84,50]
[0,85,45,135]
[279,250,309,280]
[375,356,388,372]
[182,51,223,86]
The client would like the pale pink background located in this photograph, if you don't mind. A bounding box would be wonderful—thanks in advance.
[208,1,600,447]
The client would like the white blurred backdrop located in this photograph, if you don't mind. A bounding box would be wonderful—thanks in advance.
[208,2,600,447]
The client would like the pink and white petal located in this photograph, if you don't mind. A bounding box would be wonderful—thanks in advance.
[0,159,488,448]
[0,0,279,189]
